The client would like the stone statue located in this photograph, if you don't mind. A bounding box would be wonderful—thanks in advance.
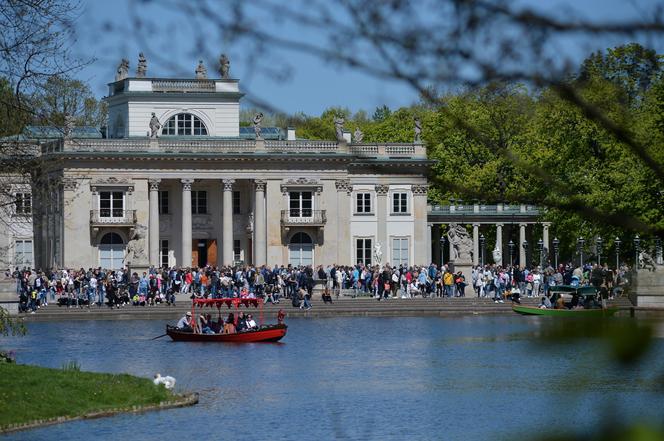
[253,112,263,139]
[334,116,345,142]
[414,116,422,143]
[63,115,75,139]
[149,112,161,138]
[374,242,383,265]
[353,127,363,143]
[639,251,657,272]
[136,52,147,77]
[492,246,502,265]
[124,226,148,265]
[447,224,473,262]
[246,211,254,233]
[115,58,129,81]
[218,53,230,79]
[195,60,207,79]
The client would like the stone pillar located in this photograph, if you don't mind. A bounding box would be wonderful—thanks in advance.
[427,223,433,265]
[542,222,550,259]
[148,178,161,267]
[335,179,352,264]
[222,179,235,265]
[181,179,194,267]
[412,184,429,265]
[254,180,267,266]
[495,223,503,267]
[472,223,480,266]
[375,184,389,262]
[519,223,527,267]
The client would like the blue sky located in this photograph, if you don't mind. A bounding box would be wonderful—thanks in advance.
[70,0,663,116]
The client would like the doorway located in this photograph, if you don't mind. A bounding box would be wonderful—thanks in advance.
[192,239,217,267]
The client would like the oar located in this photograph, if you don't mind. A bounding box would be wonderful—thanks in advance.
[151,333,168,340]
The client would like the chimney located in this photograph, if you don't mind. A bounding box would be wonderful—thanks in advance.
[287,127,296,141]
[342,130,351,144]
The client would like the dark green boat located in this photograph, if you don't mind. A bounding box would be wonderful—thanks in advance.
[512,285,619,317]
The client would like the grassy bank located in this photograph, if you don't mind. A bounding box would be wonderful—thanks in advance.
[0,362,177,430]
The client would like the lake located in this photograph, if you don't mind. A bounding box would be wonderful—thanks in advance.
[1,316,663,440]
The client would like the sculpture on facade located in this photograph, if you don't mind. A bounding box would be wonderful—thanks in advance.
[639,250,658,272]
[63,114,75,139]
[149,112,161,138]
[414,116,422,143]
[115,58,129,81]
[447,224,473,262]
[218,53,230,79]
[353,127,363,143]
[492,246,502,264]
[136,52,147,77]
[334,116,345,142]
[374,242,383,265]
[253,112,263,139]
[246,211,254,233]
[195,60,207,79]
[124,226,148,265]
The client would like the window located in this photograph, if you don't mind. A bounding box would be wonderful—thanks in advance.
[159,191,169,214]
[233,239,241,261]
[289,232,313,266]
[160,239,169,267]
[99,233,124,269]
[356,238,372,266]
[191,190,207,214]
[233,191,241,214]
[161,113,208,136]
[289,191,312,218]
[392,192,409,214]
[15,239,33,267]
[14,193,31,216]
[355,192,372,214]
[99,191,124,218]
[391,237,409,267]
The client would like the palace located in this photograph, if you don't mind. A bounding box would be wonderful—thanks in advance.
[1,61,433,271]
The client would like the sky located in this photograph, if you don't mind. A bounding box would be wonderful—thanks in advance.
[69,0,663,117]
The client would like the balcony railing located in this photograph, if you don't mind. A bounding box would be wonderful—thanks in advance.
[90,209,137,226]
[280,210,326,226]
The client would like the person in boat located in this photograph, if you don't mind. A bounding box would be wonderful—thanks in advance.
[554,294,565,309]
[198,314,215,334]
[539,295,552,309]
[176,311,193,332]
[223,313,236,334]
[246,314,258,330]
[236,311,248,331]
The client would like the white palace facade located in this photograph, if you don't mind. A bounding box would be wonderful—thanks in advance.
[5,72,433,271]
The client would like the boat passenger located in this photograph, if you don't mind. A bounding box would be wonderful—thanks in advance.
[198,314,215,334]
[554,294,565,310]
[176,311,193,331]
[539,295,552,309]
[246,314,258,330]
[223,313,236,334]
[236,312,248,332]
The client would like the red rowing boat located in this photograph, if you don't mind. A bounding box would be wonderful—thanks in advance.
[166,297,287,343]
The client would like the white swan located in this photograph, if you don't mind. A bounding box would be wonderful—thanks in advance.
[153,373,176,389]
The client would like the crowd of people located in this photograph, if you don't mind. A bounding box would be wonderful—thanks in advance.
[6,260,631,314]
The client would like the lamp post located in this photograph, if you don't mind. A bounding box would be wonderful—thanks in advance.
[614,237,621,270]
[577,236,585,268]
[439,235,446,266]
[537,238,544,268]
[522,240,529,268]
[634,234,640,270]
[656,237,663,265]
[479,234,486,266]
[596,236,603,265]
[508,240,515,267]
[552,237,559,268]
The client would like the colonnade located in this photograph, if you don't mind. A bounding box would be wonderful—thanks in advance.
[147,178,267,267]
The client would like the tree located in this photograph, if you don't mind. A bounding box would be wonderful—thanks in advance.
[33,76,107,127]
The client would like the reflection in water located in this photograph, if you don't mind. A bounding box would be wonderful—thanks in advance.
[1,316,662,441]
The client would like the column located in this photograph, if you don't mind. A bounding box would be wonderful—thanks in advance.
[412,184,428,264]
[427,223,433,265]
[495,223,503,267]
[375,184,389,261]
[148,178,161,267]
[181,179,193,267]
[542,222,550,255]
[472,223,480,266]
[254,180,267,266]
[335,180,351,264]
[222,179,234,265]
[519,223,527,267]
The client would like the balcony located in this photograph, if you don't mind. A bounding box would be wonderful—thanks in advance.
[90,209,137,234]
[280,210,327,230]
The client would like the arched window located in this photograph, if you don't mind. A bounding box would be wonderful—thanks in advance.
[99,233,125,269]
[162,113,208,136]
[289,232,313,267]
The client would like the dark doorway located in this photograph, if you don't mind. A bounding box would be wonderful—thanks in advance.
[197,240,207,268]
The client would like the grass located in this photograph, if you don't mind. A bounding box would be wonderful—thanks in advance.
[0,363,175,429]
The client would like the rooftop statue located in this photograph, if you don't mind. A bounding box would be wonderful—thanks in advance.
[253,112,263,140]
[195,60,207,79]
[219,53,230,79]
[334,116,345,142]
[149,112,161,138]
[353,127,363,143]
[136,52,147,77]
[414,116,422,143]
[63,114,75,139]
[115,58,129,81]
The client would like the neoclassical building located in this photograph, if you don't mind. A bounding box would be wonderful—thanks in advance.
[20,68,432,270]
